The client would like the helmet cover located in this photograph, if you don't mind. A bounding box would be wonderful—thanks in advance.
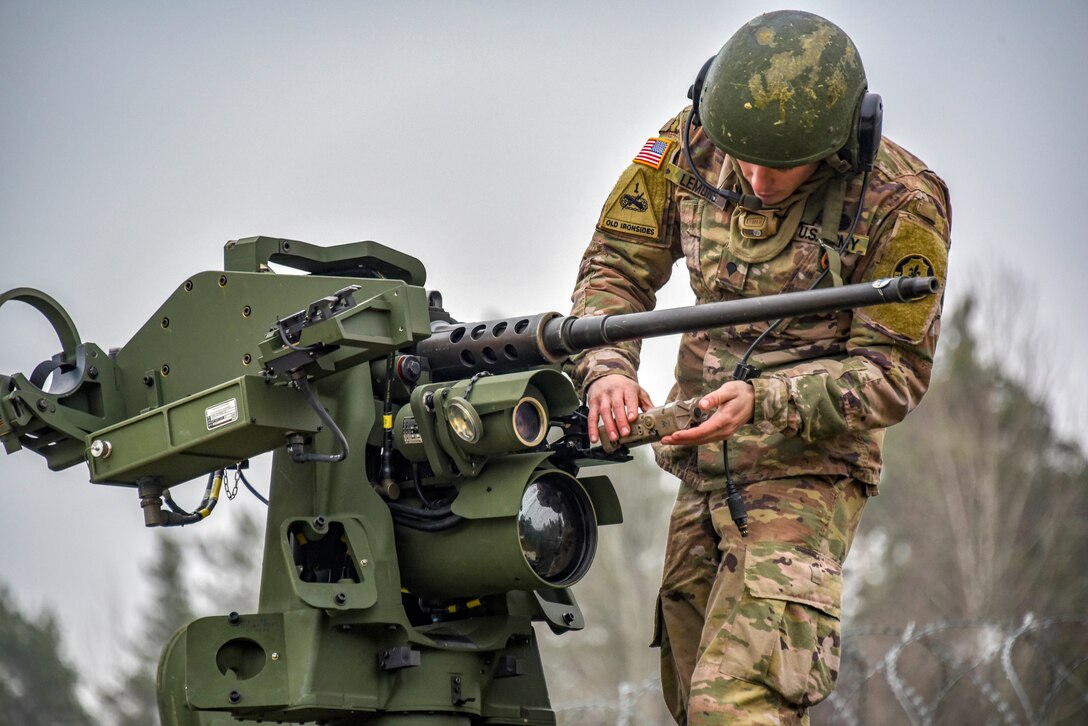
[699,10,868,167]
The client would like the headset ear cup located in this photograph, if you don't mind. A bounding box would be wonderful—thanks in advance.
[856,93,883,172]
[687,56,715,127]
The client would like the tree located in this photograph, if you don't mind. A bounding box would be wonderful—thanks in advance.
[190,505,264,616]
[854,297,1088,621]
[99,535,193,726]
[0,584,95,726]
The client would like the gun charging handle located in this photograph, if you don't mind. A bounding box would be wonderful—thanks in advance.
[597,396,710,454]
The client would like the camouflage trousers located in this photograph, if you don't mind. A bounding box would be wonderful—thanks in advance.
[655,475,869,725]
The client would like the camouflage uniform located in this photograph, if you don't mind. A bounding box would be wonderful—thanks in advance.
[568,112,951,723]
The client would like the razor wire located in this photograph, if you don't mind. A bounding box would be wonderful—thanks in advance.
[552,614,1088,726]
[554,676,662,726]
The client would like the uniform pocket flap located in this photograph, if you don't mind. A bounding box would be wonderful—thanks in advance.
[743,542,843,619]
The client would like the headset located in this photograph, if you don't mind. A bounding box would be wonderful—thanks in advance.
[683,55,884,210]
[855,93,883,173]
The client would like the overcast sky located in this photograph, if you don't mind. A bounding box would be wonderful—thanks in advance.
[2,0,1086,684]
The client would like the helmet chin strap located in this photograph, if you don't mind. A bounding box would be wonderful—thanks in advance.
[823,150,853,175]
[681,110,764,211]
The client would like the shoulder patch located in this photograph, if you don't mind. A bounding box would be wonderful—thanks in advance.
[633,137,673,170]
[857,213,948,344]
[597,164,669,241]
[892,254,934,278]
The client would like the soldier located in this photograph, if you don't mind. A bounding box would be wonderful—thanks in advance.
[568,10,951,725]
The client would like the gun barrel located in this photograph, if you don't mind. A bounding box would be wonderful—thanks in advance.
[418,276,937,382]
[548,275,938,353]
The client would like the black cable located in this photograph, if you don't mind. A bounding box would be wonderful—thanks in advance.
[162,478,200,516]
[277,318,319,353]
[158,470,223,526]
[412,464,441,510]
[387,498,465,531]
[387,501,456,520]
[289,376,349,463]
[379,353,396,491]
[237,468,269,505]
[391,513,465,531]
[722,446,749,537]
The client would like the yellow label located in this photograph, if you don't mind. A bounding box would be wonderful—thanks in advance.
[383,414,393,429]
[598,166,667,240]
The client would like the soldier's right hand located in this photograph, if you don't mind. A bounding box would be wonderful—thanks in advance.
[586,374,653,444]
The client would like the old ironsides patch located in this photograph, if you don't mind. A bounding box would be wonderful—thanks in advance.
[598,164,669,241]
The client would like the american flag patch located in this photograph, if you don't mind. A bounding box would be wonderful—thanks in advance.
[633,137,672,169]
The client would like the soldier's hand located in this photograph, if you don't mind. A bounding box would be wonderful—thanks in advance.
[586,374,653,444]
[659,381,754,446]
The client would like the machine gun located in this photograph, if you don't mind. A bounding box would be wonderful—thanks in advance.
[0,236,937,725]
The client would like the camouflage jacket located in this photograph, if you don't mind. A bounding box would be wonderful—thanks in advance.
[568,110,952,492]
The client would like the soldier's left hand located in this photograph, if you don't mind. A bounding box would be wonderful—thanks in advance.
[659,381,754,446]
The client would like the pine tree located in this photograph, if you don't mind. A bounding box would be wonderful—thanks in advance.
[818,295,1088,724]
[0,585,95,726]
[856,298,1088,621]
[190,506,263,616]
[100,535,193,726]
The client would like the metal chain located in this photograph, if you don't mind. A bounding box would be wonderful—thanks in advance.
[223,468,240,500]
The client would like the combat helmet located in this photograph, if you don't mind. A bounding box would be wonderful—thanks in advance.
[697,10,869,168]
